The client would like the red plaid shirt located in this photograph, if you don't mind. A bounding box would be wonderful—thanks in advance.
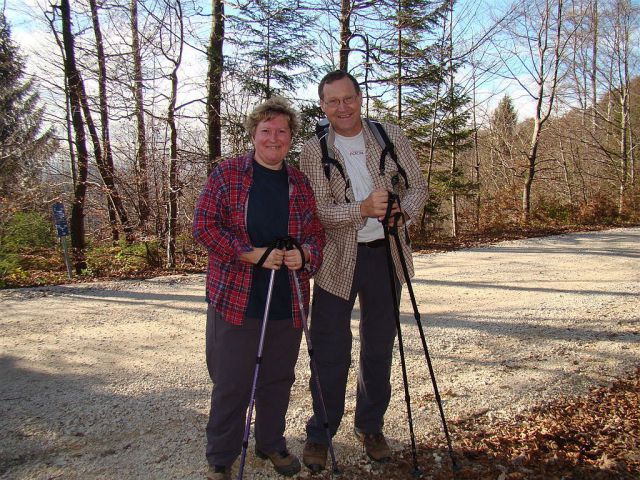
[193,152,325,327]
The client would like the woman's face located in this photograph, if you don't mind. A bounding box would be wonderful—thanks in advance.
[252,114,292,170]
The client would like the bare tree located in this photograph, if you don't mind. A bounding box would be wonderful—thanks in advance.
[337,0,351,70]
[207,0,224,174]
[58,0,89,272]
[497,0,572,222]
[88,0,134,244]
[131,0,151,227]
[160,0,185,268]
[606,0,635,214]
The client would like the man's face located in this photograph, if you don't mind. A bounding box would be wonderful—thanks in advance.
[320,77,363,137]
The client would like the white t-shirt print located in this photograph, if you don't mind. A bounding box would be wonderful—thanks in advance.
[333,131,384,243]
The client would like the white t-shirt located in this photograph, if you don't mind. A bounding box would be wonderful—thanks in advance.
[333,132,384,242]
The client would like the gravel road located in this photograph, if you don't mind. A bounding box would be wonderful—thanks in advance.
[1,227,639,480]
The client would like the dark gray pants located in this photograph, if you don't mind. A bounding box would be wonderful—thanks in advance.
[205,305,302,467]
[306,243,400,443]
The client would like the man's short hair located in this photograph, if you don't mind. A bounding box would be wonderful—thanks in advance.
[318,70,361,100]
[244,96,300,138]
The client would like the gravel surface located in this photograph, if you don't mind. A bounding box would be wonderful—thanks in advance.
[1,227,639,480]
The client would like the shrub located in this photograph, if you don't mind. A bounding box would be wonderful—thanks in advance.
[85,240,162,276]
[576,194,619,225]
[533,200,573,225]
[1,212,55,252]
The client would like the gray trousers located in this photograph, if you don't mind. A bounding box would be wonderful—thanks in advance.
[306,243,400,443]
[205,305,302,467]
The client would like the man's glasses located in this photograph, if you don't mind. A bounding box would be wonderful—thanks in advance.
[322,95,359,108]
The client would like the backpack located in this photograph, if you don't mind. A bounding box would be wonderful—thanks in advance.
[315,118,409,203]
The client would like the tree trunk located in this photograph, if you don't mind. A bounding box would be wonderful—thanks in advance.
[618,84,628,216]
[131,0,150,227]
[59,0,88,273]
[448,0,457,238]
[522,118,541,223]
[207,0,224,174]
[590,0,598,133]
[339,0,352,71]
[89,0,133,244]
[396,1,402,122]
[166,1,184,268]
[520,0,564,224]
[472,71,481,230]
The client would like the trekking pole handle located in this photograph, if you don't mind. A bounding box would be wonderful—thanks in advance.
[255,239,286,269]
[282,236,306,270]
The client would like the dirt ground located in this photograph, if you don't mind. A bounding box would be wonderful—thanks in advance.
[1,227,639,480]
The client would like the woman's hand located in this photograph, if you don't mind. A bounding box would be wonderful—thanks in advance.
[240,247,285,269]
[283,247,308,271]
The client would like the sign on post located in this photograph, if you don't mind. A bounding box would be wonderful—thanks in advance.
[52,202,72,278]
[52,202,70,237]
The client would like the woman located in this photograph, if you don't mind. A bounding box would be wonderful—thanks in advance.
[193,96,325,480]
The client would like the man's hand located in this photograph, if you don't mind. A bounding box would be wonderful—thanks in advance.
[360,189,406,226]
[360,188,391,218]
[240,247,285,269]
[380,201,406,227]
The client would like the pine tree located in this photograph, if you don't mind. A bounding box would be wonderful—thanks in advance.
[491,95,518,139]
[0,12,56,195]
[228,0,318,99]
[373,0,449,121]
[489,95,518,170]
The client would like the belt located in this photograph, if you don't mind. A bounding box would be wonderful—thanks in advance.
[357,238,386,249]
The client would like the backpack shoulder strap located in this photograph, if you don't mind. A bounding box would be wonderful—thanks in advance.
[365,119,409,189]
[316,118,350,203]
[316,119,333,181]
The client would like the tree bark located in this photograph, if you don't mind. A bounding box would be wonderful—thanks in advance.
[207,0,224,174]
[131,0,150,227]
[448,0,457,237]
[165,0,184,268]
[339,0,352,71]
[590,0,598,133]
[59,0,88,273]
[88,0,133,244]
[521,0,564,223]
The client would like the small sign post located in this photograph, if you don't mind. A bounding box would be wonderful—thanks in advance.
[52,202,72,278]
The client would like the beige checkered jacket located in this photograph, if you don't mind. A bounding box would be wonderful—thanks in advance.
[300,120,428,300]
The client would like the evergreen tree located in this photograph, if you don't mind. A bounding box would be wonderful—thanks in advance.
[489,95,519,181]
[491,95,518,138]
[373,0,449,121]
[0,13,56,195]
[228,0,318,99]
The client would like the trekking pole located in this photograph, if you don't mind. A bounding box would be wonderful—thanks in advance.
[283,236,340,475]
[387,193,458,474]
[381,203,421,478]
[237,240,284,480]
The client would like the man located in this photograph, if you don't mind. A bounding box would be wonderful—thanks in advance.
[299,70,428,472]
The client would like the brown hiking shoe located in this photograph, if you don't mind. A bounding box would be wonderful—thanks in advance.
[302,440,328,473]
[353,428,392,462]
[206,465,231,480]
[255,447,301,477]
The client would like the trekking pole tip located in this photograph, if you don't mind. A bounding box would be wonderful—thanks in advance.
[411,467,423,478]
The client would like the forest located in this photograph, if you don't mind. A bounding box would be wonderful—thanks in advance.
[0,0,638,285]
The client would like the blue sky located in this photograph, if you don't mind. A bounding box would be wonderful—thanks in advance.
[3,0,539,122]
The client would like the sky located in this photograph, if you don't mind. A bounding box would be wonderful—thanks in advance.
[3,0,542,123]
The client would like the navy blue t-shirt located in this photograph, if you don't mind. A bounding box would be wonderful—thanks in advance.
[246,160,292,320]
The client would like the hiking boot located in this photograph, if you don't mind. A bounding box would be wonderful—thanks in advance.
[207,465,231,480]
[353,428,392,462]
[302,440,328,473]
[255,447,301,477]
